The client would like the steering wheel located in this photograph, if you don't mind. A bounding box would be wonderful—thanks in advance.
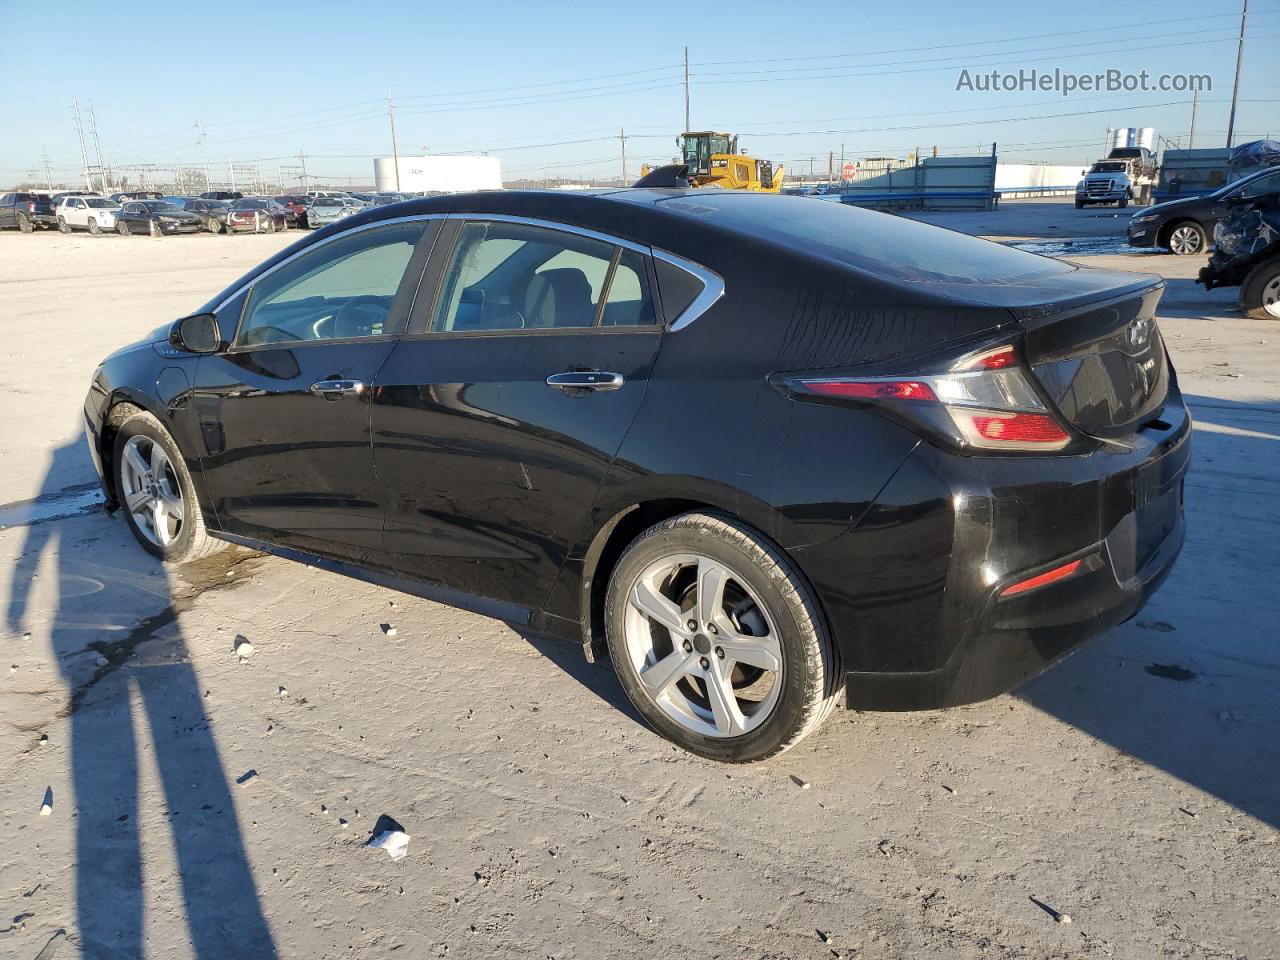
[332,295,388,339]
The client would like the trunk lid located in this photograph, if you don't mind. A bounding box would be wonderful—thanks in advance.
[1014,276,1168,439]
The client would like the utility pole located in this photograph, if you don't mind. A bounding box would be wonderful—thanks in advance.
[228,158,236,192]
[196,118,211,191]
[299,151,309,193]
[620,128,628,185]
[41,146,53,191]
[387,87,401,191]
[71,97,92,191]
[87,100,108,193]
[1188,89,1199,149]
[1226,0,1248,148]
[683,46,690,133]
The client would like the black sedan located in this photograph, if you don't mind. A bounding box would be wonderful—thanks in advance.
[115,200,203,236]
[83,190,1190,762]
[1129,164,1280,255]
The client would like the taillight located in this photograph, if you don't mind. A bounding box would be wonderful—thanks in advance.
[788,342,1072,453]
[27,201,35,212]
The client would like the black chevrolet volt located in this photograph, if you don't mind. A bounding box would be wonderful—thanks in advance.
[84,190,1190,761]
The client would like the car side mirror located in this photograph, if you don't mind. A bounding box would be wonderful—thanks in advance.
[170,313,221,354]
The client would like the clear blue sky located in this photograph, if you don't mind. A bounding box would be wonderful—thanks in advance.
[0,0,1275,188]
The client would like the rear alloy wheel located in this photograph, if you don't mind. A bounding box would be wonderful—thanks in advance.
[88,217,100,235]
[17,213,32,234]
[264,216,276,233]
[605,512,841,762]
[1166,222,1206,256]
[117,221,131,237]
[113,411,225,563]
[1240,260,1280,320]
[209,219,223,234]
[57,216,71,234]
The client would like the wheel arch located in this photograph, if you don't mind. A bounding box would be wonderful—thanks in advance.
[574,494,824,664]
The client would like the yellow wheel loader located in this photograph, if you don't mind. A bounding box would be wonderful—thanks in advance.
[638,132,784,192]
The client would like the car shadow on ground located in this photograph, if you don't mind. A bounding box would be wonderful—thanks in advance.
[1015,394,1280,828]
[6,439,277,958]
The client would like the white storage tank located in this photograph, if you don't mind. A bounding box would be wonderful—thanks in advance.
[373,155,502,193]
[1136,127,1157,151]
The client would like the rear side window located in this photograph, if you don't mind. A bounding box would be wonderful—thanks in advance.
[663,193,1072,285]
[433,221,656,332]
[654,258,705,320]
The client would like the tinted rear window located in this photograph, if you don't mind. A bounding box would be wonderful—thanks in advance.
[661,193,1072,285]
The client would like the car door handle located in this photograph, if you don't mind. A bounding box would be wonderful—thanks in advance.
[546,371,624,392]
[310,378,366,400]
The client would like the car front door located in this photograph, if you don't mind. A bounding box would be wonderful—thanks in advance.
[370,216,664,611]
[66,198,85,227]
[190,217,441,559]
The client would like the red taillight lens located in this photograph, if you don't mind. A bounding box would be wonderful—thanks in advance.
[790,342,1072,454]
[1000,558,1083,597]
[801,379,936,401]
[969,413,1070,445]
[28,201,35,212]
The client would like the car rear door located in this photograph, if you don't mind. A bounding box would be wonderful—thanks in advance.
[370,216,664,611]
[190,217,441,560]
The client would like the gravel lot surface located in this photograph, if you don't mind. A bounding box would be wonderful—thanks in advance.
[1,200,1277,959]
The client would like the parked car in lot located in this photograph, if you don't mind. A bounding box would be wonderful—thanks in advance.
[305,195,357,228]
[0,191,58,231]
[1128,164,1280,255]
[225,197,289,233]
[114,200,203,236]
[199,190,243,201]
[174,198,232,233]
[56,195,122,234]
[1197,190,1280,319]
[83,190,1190,761]
[272,195,309,227]
[369,192,407,206]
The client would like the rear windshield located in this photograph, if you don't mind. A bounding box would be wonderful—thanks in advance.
[661,193,1072,285]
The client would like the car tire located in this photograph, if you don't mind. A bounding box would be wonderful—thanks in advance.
[117,221,131,237]
[88,218,100,236]
[1074,199,1084,209]
[1165,221,1206,256]
[209,219,223,234]
[265,217,276,233]
[604,511,842,762]
[112,410,227,564]
[17,213,32,234]
[1118,197,1128,209]
[1239,259,1280,321]
[57,216,71,234]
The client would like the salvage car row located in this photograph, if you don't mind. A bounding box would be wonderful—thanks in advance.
[0,189,415,236]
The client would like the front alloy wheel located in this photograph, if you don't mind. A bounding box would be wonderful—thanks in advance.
[1167,222,1205,256]
[120,434,185,549]
[112,411,225,563]
[605,512,842,762]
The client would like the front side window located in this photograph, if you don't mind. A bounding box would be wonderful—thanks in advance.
[433,221,655,332]
[1238,171,1280,198]
[237,221,428,347]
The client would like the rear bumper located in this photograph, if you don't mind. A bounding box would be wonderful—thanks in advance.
[794,384,1192,711]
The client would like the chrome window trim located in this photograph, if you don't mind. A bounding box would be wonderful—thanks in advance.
[208,209,725,334]
[650,249,725,332]
[441,212,650,255]
[209,213,446,315]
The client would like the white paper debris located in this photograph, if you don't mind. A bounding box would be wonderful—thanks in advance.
[368,829,411,861]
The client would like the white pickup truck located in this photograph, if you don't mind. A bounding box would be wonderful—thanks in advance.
[1076,146,1159,209]
[56,195,122,235]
